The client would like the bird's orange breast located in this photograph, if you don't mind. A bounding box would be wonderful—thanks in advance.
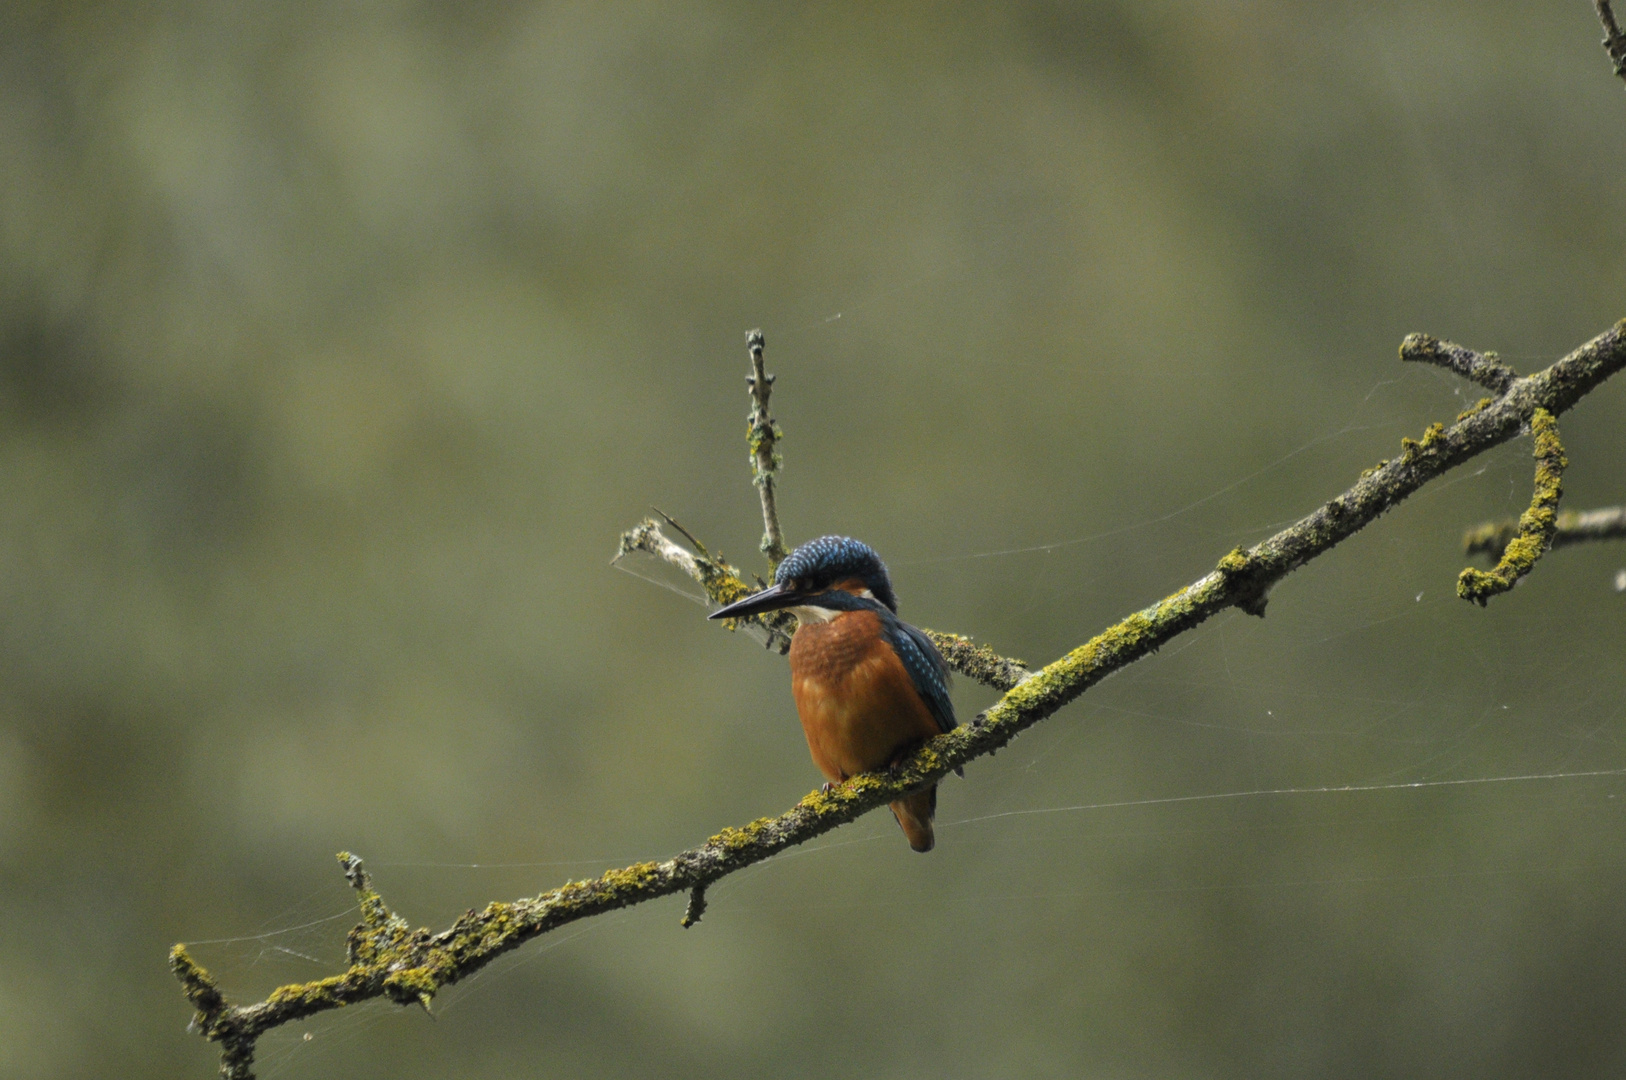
[788,609,942,783]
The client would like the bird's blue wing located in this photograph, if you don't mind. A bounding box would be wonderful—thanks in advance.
[884,618,957,735]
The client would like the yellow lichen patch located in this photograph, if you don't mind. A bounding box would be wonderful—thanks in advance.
[1457,408,1566,604]
[1001,613,1155,717]
[707,817,776,853]
[169,944,226,1016]
[1456,397,1494,421]
[1216,548,1249,574]
[1153,584,1201,618]
[908,744,944,777]
[1401,422,1447,462]
[444,902,521,956]
[799,786,847,814]
[1399,423,1444,462]
[842,774,891,801]
[382,966,438,1005]
[267,975,352,1011]
[692,555,753,613]
[598,861,662,895]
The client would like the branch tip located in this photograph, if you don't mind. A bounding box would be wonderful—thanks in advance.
[680,883,709,928]
[1457,409,1567,605]
[338,851,368,892]
[1399,332,1517,393]
[169,944,228,1018]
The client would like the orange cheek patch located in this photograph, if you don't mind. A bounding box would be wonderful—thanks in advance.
[833,578,870,596]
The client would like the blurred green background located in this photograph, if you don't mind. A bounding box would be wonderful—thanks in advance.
[4,2,1626,1078]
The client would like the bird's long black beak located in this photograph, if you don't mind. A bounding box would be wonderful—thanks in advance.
[708,582,802,620]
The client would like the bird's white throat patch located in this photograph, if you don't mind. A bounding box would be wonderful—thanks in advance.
[788,604,843,625]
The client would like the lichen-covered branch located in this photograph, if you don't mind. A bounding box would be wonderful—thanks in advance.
[174,318,1626,1078]
[1465,504,1626,562]
[615,514,795,653]
[1400,332,1517,394]
[1456,409,1567,604]
[745,330,789,569]
[921,630,1033,692]
[1599,0,1626,85]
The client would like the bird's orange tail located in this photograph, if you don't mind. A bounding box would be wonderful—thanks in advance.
[890,787,937,853]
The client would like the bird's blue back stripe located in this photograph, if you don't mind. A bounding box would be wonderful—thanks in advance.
[885,618,956,734]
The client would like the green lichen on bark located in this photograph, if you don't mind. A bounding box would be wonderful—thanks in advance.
[921,630,1031,690]
[170,945,227,1024]
[174,318,1626,1080]
[1457,408,1567,604]
[615,516,796,647]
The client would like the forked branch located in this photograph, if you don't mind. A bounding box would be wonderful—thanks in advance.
[173,317,1626,1078]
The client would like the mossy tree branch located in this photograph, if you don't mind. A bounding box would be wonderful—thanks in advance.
[173,316,1626,1078]
[1401,332,1518,393]
[1456,408,1568,604]
[614,511,796,653]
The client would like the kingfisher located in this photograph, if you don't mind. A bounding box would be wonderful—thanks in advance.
[709,536,955,852]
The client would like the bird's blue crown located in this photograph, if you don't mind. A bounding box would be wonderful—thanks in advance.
[775,535,898,613]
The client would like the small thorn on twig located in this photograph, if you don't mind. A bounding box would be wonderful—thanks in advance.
[681,883,709,928]
[338,851,369,892]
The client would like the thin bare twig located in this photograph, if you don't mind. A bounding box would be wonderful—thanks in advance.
[1400,333,1517,394]
[173,318,1626,1078]
[746,330,789,569]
